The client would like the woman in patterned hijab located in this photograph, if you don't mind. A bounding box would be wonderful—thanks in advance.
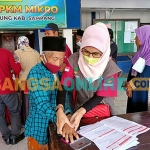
[17,36,29,49]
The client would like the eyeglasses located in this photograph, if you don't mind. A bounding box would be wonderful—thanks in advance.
[81,49,102,58]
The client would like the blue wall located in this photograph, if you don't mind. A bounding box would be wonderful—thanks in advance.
[66,0,81,28]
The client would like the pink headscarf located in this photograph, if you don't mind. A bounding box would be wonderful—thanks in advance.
[78,23,110,82]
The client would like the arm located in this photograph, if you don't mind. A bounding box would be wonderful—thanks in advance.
[27,70,56,122]
[125,66,135,98]
[82,95,103,112]
[56,61,74,107]
[56,61,75,134]
[110,43,118,62]
[56,85,66,106]
[70,73,118,130]
[9,51,21,77]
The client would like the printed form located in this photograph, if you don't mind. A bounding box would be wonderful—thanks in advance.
[78,116,150,150]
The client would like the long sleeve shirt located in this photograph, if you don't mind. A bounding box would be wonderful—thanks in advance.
[15,46,41,80]
[56,60,118,113]
[25,63,66,145]
[110,41,118,63]
[0,48,21,94]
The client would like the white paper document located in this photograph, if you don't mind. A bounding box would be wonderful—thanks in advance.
[78,116,150,150]
[125,22,138,32]
[124,31,131,43]
[100,116,149,136]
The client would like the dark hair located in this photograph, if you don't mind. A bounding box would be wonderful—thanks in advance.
[77,29,84,37]
[108,28,114,40]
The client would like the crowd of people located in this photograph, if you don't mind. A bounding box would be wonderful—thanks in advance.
[0,22,150,149]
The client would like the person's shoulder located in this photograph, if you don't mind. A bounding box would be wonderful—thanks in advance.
[68,52,79,59]
[68,52,79,64]
[27,63,45,80]
[32,49,40,57]
[32,48,40,54]
[0,48,11,54]
[103,59,122,77]
[14,49,22,56]
[29,63,43,74]
[111,41,117,47]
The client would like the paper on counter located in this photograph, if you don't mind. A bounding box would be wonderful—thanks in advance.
[99,116,150,136]
[93,130,137,150]
[78,116,150,150]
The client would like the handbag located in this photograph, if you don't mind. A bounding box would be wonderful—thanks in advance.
[83,102,110,118]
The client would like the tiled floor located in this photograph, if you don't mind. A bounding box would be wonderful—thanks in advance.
[0,132,28,150]
[0,75,128,150]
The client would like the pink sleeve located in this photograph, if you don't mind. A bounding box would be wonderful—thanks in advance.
[96,73,118,97]
[61,62,74,87]
[64,44,72,64]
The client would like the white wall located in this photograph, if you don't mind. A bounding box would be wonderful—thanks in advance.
[81,0,150,9]
[81,12,92,30]
[81,10,150,29]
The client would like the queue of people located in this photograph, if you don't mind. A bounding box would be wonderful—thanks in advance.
[0,21,150,149]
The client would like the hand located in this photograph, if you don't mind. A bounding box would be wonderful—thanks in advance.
[125,82,132,98]
[70,107,86,131]
[56,108,72,135]
[40,55,46,64]
[67,113,72,121]
[62,123,79,143]
[126,87,132,98]
[59,63,66,72]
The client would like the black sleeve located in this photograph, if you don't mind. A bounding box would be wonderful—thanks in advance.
[82,95,104,112]
[56,85,67,106]
[127,65,135,82]
[110,43,118,62]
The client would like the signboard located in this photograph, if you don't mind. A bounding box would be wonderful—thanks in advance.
[0,0,67,29]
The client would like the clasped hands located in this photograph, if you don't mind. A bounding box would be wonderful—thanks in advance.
[56,106,86,143]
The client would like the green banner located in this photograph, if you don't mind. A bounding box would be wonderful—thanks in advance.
[0,0,67,29]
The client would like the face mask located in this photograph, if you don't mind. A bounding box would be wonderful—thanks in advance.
[83,55,99,65]
[76,41,81,47]
[43,54,61,73]
[45,63,61,74]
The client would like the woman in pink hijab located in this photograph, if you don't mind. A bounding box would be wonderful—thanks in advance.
[56,23,122,143]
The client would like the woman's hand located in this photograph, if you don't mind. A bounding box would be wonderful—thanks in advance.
[59,62,66,72]
[56,108,72,135]
[70,107,86,131]
[125,82,132,98]
[62,123,79,143]
[67,113,72,121]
